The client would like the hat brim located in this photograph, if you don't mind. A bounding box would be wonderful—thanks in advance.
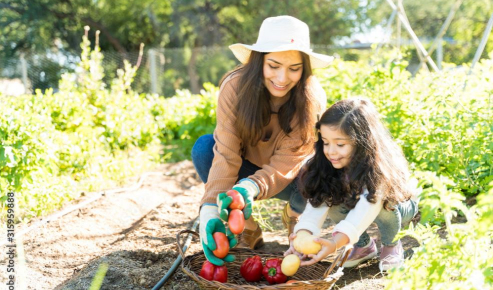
[229,43,334,69]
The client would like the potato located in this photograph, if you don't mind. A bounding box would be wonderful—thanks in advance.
[295,234,322,255]
[293,231,311,253]
[281,254,300,276]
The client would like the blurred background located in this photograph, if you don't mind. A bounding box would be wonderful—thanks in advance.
[1,0,492,97]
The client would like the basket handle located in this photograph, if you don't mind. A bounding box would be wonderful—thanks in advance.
[322,245,353,278]
[176,229,200,258]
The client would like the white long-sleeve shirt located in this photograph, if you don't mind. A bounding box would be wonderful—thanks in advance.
[294,188,382,244]
[294,179,421,244]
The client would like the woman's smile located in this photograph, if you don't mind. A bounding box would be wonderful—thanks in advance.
[263,50,303,98]
[271,81,290,90]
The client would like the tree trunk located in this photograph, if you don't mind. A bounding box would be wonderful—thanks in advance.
[188,46,200,94]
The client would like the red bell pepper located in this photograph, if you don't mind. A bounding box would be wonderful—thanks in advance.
[240,255,263,282]
[199,261,228,283]
[262,258,287,284]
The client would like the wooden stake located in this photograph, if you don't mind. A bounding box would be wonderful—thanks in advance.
[416,0,464,71]
[385,0,440,72]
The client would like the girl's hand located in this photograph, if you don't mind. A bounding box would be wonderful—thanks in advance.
[300,238,337,266]
[283,233,307,259]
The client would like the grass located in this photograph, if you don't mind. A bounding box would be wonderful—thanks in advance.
[252,198,284,231]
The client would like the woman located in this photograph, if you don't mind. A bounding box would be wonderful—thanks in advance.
[193,15,334,266]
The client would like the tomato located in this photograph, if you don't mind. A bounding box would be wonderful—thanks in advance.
[226,189,245,210]
[228,209,245,235]
[286,280,299,284]
[199,261,228,283]
[286,280,303,290]
[212,232,230,259]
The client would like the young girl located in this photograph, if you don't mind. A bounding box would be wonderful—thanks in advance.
[284,98,419,271]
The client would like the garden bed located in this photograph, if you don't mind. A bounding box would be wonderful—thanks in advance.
[0,161,419,289]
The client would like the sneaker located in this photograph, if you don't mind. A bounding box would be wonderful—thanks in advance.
[342,238,378,267]
[379,240,404,271]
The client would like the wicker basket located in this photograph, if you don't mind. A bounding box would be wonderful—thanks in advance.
[177,230,351,290]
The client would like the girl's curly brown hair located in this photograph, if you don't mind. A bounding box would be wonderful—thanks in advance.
[300,98,412,211]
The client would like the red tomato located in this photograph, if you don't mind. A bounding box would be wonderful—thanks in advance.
[199,261,228,283]
[228,209,245,235]
[286,280,303,290]
[226,189,245,210]
[212,232,230,259]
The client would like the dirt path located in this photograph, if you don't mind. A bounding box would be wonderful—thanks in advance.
[1,161,417,289]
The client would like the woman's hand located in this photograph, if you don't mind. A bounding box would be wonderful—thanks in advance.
[283,232,307,260]
[217,192,233,221]
[217,179,259,221]
[299,238,337,266]
[199,205,238,266]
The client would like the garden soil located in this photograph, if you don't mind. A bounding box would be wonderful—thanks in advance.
[1,160,419,290]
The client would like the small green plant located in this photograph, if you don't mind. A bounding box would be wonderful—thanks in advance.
[89,263,109,290]
[253,199,284,231]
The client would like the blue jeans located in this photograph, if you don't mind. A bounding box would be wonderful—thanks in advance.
[328,199,419,247]
[191,134,306,213]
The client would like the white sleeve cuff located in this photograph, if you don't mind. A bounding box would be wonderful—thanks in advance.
[293,202,329,237]
[333,220,360,244]
[236,178,260,198]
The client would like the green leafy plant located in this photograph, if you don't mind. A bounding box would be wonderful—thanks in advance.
[0,27,220,222]
[385,182,493,289]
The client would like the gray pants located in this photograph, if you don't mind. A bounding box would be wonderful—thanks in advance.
[328,199,419,247]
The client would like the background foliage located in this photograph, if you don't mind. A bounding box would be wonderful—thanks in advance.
[0,0,367,55]
[3,0,492,95]
[0,35,217,220]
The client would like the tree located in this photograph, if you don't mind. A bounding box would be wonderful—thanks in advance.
[0,0,373,93]
[0,0,172,56]
[368,0,493,64]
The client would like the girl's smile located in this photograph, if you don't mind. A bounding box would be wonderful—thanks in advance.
[329,157,343,164]
[319,125,355,169]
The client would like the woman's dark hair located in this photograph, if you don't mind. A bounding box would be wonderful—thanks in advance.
[300,98,412,211]
[219,51,317,149]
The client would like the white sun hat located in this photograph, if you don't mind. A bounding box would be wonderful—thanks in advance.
[229,15,334,69]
